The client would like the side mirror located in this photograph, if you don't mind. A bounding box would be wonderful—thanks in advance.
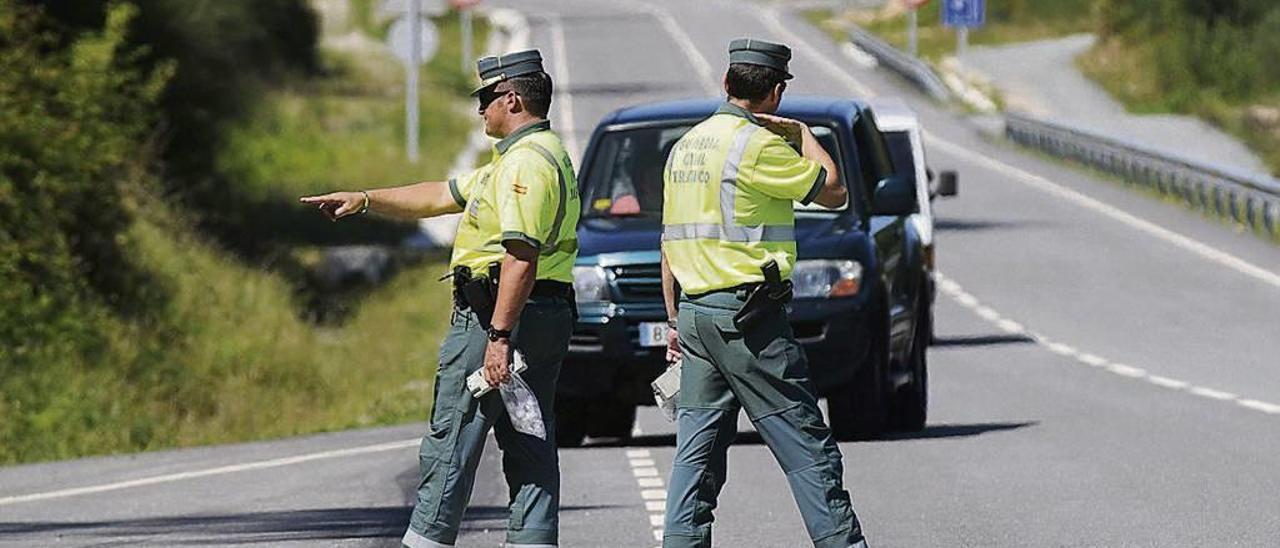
[934,170,958,198]
[871,175,917,216]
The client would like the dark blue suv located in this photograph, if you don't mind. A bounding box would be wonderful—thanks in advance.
[557,97,930,446]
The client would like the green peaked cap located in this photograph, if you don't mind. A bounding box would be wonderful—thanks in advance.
[728,38,793,79]
[472,49,546,95]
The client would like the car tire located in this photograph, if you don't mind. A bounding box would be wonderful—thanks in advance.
[586,400,636,441]
[828,313,889,441]
[555,396,588,447]
[890,307,928,432]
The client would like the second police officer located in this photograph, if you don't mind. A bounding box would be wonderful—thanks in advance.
[659,39,870,548]
[301,50,579,548]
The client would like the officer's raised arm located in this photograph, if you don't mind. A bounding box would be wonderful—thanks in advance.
[757,113,845,208]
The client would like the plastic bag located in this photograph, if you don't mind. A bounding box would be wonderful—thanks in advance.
[500,372,546,440]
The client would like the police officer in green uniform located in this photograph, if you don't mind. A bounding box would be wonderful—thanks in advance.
[301,50,579,548]
[659,39,869,548]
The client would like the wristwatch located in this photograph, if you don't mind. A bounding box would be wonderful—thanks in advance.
[487,326,512,341]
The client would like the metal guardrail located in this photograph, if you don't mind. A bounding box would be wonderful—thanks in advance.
[1006,112,1280,238]
[847,27,951,101]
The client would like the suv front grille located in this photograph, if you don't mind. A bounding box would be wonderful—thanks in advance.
[609,263,662,302]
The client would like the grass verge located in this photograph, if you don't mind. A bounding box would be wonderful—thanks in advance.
[0,5,488,464]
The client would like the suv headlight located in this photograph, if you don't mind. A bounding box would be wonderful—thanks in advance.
[791,260,862,298]
[572,265,610,302]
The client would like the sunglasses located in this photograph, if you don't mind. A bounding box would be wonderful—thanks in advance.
[477,86,513,111]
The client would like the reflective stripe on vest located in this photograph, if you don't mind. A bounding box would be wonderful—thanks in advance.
[662,123,793,243]
[521,142,570,255]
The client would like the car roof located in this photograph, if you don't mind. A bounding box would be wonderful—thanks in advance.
[600,95,873,128]
[866,98,918,132]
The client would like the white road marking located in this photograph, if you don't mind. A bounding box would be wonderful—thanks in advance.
[641,489,667,500]
[996,319,1024,334]
[1147,375,1190,390]
[633,467,660,477]
[626,449,651,458]
[1238,400,1280,414]
[1078,353,1108,367]
[637,477,664,487]
[646,500,666,512]
[955,293,979,307]
[0,438,420,507]
[649,514,665,526]
[545,13,582,161]
[753,4,1280,292]
[1046,342,1077,357]
[935,272,1280,417]
[1188,387,1237,401]
[840,42,878,69]
[1107,364,1147,378]
[621,0,719,96]
[630,458,656,467]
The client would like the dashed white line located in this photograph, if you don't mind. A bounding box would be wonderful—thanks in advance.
[934,272,1280,417]
[996,319,1025,334]
[623,423,667,542]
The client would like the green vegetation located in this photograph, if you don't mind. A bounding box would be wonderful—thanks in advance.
[1,1,486,464]
[805,1,1097,63]
[1079,0,1280,175]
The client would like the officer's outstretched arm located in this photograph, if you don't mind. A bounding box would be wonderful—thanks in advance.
[299,181,462,221]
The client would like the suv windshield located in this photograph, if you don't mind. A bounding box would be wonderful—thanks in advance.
[582,123,844,218]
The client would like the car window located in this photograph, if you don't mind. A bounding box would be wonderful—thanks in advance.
[884,131,916,187]
[582,123,847,218]
[852,111,896,200]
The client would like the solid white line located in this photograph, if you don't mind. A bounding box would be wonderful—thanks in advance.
[955,293,979,307]
[1146,375,1190,390]
[1238,399,1280,414]
[1046,342,1077,357]
[1188,387,1237,401]
[0,438,420,507]
[974,306,1000,322]
[927,136,1280,291]
[624,0,719,96]
[1078,353,1108,367]
[545,13,582,161]
[997,319,1024,334]
[1106,364,1147,378]
[757,3,1280,292]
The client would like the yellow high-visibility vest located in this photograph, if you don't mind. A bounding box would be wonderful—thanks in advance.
[662,103,827,295]
[449,120,580,283]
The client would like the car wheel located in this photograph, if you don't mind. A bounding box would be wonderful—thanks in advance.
[586,400,636,441]
[890,308,928,431]
[555,396,587,447]
[828,314,889,441]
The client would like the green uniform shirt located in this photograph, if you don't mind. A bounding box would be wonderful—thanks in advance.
[448,120,580,283]
[662,103,827,295]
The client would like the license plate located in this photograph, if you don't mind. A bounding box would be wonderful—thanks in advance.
[638,322,669,348]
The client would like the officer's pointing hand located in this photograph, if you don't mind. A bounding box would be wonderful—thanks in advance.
[299,191,366,221]
[483,338,512,387]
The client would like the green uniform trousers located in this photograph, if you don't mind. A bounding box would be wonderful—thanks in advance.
[663,290,868,548]
[402,294,572,548]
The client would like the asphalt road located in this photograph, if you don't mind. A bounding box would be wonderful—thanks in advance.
[4,1,1280,546]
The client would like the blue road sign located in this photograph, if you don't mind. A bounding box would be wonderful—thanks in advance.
[942,0,985,28]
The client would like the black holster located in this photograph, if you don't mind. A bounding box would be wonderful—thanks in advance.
[451,263,499,329]
[732,259,793,331]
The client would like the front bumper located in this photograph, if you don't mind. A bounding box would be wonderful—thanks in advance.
[561,297,872,401]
